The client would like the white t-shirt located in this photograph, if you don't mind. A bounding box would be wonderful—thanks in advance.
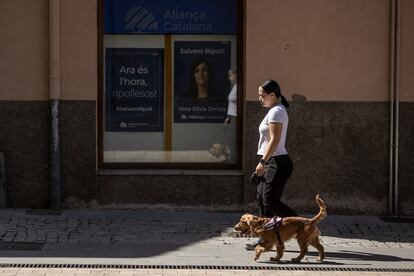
[257,104,288,156]
[227,84,237,116]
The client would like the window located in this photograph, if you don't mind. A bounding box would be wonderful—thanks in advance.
[99,0,242,169]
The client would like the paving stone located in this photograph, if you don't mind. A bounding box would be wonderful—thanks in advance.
[0,209,413,267]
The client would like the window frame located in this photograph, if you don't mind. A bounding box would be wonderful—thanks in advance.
[97,0,245,170]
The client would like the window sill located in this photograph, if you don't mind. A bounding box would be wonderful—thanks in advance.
[97,169,245,176]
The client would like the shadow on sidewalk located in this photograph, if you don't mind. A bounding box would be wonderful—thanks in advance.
[323,250,414,262]
[294,250,413,263]
[257,249,414,266]
[0,210,243,259]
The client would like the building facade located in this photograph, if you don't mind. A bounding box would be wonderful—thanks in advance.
[0,0,413,215]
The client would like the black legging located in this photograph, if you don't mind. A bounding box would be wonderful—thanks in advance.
[257,154,298,218]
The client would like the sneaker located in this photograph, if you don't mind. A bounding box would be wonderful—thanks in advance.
[245,238,263,250]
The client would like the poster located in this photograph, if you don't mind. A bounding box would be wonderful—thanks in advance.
[105,48,164,132]
[174,41,231,123]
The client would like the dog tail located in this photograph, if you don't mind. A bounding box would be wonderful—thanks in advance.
[305,194,327,230]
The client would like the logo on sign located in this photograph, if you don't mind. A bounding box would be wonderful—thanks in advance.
[125,6,157,31]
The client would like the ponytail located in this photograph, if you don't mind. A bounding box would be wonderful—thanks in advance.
[280,95,289,108]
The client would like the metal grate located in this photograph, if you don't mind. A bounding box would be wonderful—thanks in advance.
[0,263,412,272]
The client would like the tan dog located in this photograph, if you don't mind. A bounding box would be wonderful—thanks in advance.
[234,195,327,262]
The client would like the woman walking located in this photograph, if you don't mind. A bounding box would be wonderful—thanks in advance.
[246,79,297,250]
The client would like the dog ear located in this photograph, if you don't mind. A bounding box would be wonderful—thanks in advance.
[257,217,268,226]
[247,218,258,229]
[254,228,265,235]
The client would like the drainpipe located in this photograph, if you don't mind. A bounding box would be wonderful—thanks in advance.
[389,0,400,216]
[49,0,61,210]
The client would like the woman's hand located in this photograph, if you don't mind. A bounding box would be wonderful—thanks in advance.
[256,162,266,176]
[224,116,230,125]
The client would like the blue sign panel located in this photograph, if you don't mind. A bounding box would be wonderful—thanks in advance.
[174,41,231,123]
[104,0,237,34]
[105,48,164,132]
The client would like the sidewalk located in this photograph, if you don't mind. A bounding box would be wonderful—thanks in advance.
[0,208,413,275]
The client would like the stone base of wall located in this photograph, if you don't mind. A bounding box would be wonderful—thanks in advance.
[0,100,412,215]
[0,101,50,208]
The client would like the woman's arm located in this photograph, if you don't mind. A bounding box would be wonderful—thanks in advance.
[256,122,282,176]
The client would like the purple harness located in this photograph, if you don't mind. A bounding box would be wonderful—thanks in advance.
[264,216,283,243]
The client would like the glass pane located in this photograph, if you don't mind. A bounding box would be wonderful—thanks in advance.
[103,35,166,162]
[172,35,238,163]
[102,0,239,166]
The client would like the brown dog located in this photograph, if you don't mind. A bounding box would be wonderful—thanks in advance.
[234,195,327,262]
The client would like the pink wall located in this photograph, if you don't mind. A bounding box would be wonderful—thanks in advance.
[0,0,48,100]
[245,0,390,102]
[0,0,412,102]
[400,0,414,101]
[0,0,97,101]
[61,0,97,101]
